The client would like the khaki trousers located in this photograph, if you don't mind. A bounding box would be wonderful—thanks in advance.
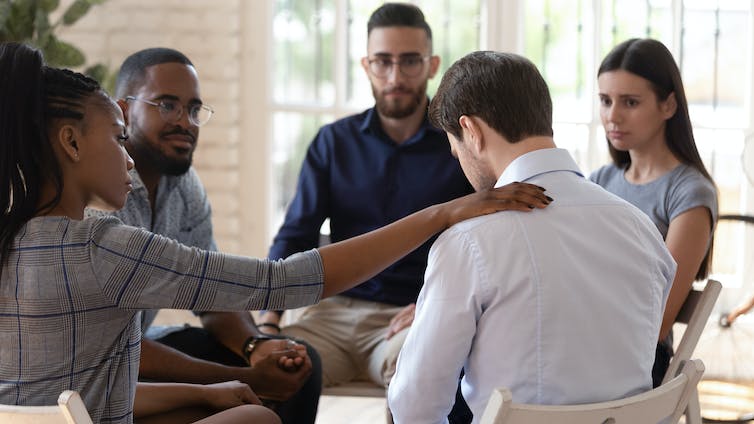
[282,296,409,388]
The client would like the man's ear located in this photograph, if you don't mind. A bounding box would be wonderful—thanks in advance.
[428,55,440,79]
[55,124,81,162]
[117,99,130,127]
[360,56,371,77]
[458,115,484,155]
[662,92,678,121]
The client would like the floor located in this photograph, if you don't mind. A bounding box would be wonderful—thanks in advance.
[315,396,388,424]
[686,312,754,422]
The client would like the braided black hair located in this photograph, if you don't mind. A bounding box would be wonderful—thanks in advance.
[0,42,103,263]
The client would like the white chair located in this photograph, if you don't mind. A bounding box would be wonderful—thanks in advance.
[661,279,722,424]
[0,390,93,424]
[480,358,705,424]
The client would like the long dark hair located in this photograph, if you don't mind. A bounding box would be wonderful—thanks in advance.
[0,42,101,263]
[598,38,716,280]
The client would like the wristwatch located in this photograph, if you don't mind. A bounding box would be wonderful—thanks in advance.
[242,334,274,362]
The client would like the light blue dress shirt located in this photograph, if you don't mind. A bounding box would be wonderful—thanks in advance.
[388,148,676,424]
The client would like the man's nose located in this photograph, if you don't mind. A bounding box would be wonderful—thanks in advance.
[386,62,402,83]
[177,106,193,128]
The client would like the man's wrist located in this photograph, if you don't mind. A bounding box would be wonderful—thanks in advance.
[242,334,273,363]
[241,333,288,362]
[257,322,281,334]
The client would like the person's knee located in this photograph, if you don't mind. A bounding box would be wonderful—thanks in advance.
[302,341,323,392]
[213,404,281,424]
[374,329,409,386]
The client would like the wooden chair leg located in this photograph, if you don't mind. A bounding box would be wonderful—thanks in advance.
[684,387,702,424]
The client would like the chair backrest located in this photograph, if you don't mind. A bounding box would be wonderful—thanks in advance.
[480,359,705,424]
[0,390,93,424]
[662,279,722,385]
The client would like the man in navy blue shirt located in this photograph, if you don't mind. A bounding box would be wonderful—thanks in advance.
[261,2,473,400]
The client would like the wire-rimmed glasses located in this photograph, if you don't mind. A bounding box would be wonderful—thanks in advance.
[125,96,214,127]
[366,54,431,78]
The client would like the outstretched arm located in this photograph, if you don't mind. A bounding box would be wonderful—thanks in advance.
[318,182,549,298]
[726,296,754,325]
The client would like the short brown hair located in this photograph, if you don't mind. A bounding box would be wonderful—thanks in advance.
[367,2,432,42]
[429,51,553,143]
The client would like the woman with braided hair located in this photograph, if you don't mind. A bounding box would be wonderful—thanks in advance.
[0,42,551,423]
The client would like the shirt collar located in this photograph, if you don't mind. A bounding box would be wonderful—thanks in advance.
[129,168,148,193]
[128,168,179,196]
[495,148,584,188]
[359,102,443,144]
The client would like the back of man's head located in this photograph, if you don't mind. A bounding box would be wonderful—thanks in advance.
[430,51,553,143]
[367,2,432,42]
[115,47,193,99]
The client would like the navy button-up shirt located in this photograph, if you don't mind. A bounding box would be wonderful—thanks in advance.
[268,106,473,305]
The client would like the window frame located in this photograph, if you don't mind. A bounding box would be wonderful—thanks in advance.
[246,0,754,294]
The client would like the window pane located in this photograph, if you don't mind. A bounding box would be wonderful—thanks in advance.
[418,0,482,96]
[271,112,334,228]
[600,0,673,57]
[525,0,595,123]
[346,0,384,108]
[553,123,590,170]
[590,124,612,172]
[683,1,751,128]
[696,129,745,288]
[273,0,336,105]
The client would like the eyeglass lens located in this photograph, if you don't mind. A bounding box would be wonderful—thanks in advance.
[159,100,213,126]
[369,55,427,78]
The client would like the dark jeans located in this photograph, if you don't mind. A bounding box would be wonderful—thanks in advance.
[652,340,673,388]
[448,378,473,424]
[155,327,322,424]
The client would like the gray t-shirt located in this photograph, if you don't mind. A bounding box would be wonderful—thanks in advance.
[589,163,718,238]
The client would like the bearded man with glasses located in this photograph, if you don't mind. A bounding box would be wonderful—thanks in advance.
[89,47,323,424]
[261,3,475,422]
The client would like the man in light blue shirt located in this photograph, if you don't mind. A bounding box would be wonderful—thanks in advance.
[388,51,676,423]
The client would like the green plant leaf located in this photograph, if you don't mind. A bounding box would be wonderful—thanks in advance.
[0,2,12,36]
[4,1,36,41]
[45,38,86,67]
[39,0,61,13]
[62,0,92,26]
[34,7,52,41]
[84,63,108,83]
[85,63,116,95]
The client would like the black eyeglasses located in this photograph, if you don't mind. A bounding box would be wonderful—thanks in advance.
[366,55,430,78]
[125,96,214,127]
